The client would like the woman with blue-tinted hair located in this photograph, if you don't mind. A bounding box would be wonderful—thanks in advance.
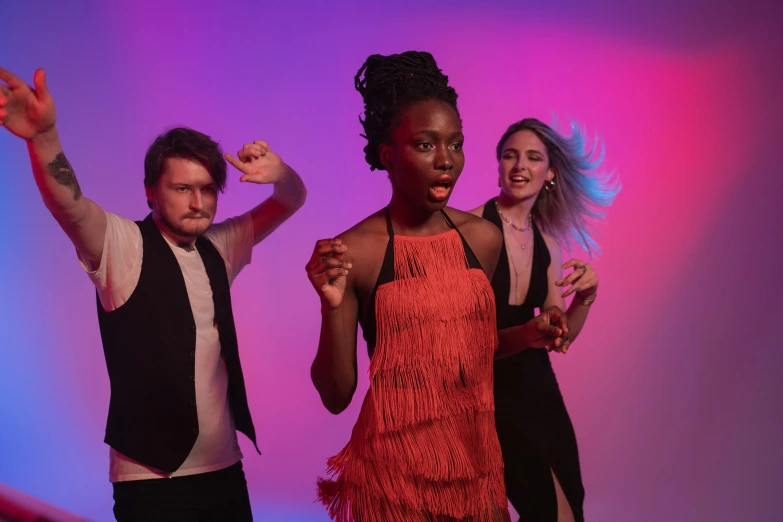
[470,117,620,522]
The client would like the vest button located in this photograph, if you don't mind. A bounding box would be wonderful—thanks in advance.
[190,351,195,357]
[191,326,196,333]
[191,400,197,406]
[192,427,198,435]
[189,375,194,381]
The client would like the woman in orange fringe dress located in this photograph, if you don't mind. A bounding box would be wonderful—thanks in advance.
[305,51,571,522]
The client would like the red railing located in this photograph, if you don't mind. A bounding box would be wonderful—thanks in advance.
[0,483,88,522]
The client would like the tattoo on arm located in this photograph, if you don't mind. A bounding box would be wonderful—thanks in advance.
[46,152,82,201]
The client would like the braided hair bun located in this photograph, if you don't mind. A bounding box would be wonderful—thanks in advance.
[355,51,459,170]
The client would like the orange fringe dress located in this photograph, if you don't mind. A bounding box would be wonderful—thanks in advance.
[317,209,511,521]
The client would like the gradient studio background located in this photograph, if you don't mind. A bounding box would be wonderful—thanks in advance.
[1,0,781,520]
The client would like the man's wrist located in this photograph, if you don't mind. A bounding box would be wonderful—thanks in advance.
[29,126,59,147]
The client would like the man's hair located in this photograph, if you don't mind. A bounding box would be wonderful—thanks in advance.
[143,127,227,207]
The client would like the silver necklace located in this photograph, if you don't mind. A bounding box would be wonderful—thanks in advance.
[495,199,532,233]
[505,226,532,268]
[503,225,532,302]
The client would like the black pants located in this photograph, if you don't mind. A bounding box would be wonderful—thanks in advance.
[112,462,253,522]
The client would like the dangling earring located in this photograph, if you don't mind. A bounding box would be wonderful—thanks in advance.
[544,179,556,192]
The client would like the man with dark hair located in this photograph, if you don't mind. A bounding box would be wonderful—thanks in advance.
[0,66,306,520]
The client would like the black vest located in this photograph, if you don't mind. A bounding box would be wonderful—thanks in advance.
[96,214,258,474]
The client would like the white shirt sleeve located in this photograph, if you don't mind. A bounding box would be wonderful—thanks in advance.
[76,211,143,312]
[203,212,255,285]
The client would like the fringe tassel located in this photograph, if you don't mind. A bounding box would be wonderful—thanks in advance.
[317,230,510,521]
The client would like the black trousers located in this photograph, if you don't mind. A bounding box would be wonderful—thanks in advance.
[112,461,253,522]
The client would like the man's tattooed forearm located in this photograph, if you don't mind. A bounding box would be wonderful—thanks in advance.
[46,152,82,201]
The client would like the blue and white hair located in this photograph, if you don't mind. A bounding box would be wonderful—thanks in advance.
[496,117,621,256]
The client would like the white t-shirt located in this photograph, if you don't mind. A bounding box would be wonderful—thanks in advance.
[78,211,254,482]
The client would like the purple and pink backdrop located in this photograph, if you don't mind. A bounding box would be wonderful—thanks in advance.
[2,1,781,520]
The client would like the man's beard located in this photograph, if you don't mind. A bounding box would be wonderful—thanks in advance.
[161,211,212,239]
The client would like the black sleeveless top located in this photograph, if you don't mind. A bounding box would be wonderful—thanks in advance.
[482,199,560,400]
[358,208,484,358]
[482,199,550,328]
[96,214,258,473]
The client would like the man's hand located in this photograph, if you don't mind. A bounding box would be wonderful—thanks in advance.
[225,140,289,184]
[0,68,56,141]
